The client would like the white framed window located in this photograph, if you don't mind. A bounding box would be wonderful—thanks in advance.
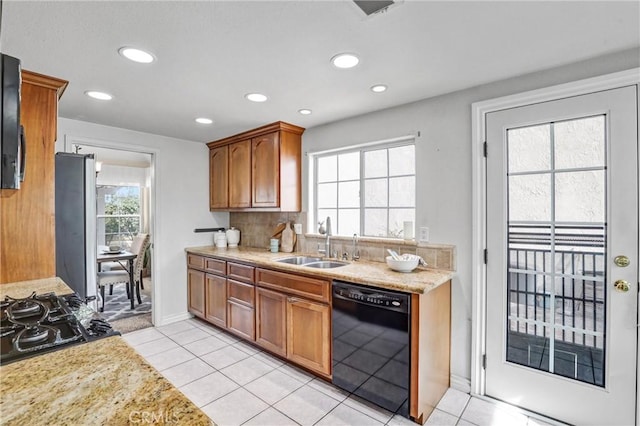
[312,138,415,238]
[97,185,141,248]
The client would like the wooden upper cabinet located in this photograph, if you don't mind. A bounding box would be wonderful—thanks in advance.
[207,121,304,212]
[228,140,251,208]
[252,132,280,208]
[209,145,228,209]
[1,71,68,284]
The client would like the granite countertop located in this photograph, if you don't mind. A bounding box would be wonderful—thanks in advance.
[185,246,454,294]
[0,278,212,426]
[0,277,74,299]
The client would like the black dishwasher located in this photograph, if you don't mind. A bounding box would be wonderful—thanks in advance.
[332,280,411,417]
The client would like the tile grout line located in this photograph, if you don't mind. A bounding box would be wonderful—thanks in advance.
[144,321,405,426]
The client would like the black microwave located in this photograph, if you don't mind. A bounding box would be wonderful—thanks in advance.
[1,53,26,189]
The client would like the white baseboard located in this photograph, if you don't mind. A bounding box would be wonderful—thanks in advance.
[450,374,471,394]
[154,311,193,327]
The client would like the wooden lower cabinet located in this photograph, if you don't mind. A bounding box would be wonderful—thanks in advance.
[287,298,331,376]
[205,274,226,327]
[255,288,287,356]
[227,299,255,340]
[255,287,331,376]
[187,269,206,318]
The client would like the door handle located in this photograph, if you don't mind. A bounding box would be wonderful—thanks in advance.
[613,279,630,293]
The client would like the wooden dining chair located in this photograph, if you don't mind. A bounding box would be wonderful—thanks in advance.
[97,233,150,312]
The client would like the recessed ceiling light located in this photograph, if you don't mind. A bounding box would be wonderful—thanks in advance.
[245,93,268,102]
[371,84,388,93]
[85,91,113,101]
[118,47,155,64]
[331,53,359,69]
[195,117,213,124]
[298,109,312,115]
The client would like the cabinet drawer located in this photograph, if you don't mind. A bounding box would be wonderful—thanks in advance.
[256,269,330,303]
[227,262,255,283]
[227,279,255,307]
[205,258,226,275]
[187,254,205,270]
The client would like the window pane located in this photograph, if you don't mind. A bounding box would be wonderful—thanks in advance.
[317,155,337,183]
[99,217,140,248]
[338,209,360,236]
[389,209,415,238]
[389,176,415,207]
[338,152,360,181]
[555,116,605,169]
[364,149,387,178]
[338,181,360,208]
[508,124,551,173]
[364,178,387,207]
[555,171,604,223]
[315,143,415,238]
[97,185,141,247]
[509,174,551,222]
[389,145,415,176]
[317,209,337,234]
[317,183,337,208]
[364,208,388,237]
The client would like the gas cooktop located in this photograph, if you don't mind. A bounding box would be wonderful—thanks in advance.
[0,292,119,364]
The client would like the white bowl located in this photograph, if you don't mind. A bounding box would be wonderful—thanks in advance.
[386,255,419,273]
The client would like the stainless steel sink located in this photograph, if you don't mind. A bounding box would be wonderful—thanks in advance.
[275,256,322,265]
[275,256,348,268]
[303,261,349,269]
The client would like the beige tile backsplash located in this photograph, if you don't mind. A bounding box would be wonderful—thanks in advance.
[229,212,455,271]
[230,212,308,251]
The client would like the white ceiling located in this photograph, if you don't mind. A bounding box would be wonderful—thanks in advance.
[1,1,638,143]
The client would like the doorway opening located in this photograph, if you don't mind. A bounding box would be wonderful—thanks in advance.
[68,142,156,333]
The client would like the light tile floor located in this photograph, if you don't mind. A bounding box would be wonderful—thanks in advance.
[123,318,555,426]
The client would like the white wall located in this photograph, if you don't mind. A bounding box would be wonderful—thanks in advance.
[302,48,639,386]
[56,118,229,325]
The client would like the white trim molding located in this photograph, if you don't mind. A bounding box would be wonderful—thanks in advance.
[470,68,640,401]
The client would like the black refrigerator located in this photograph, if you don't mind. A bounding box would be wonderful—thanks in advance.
[55,152,97,301]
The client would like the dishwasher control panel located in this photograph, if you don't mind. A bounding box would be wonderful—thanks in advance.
[332,281,409,313]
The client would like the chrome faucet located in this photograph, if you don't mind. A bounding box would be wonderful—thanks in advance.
[352,234,360,261]
[318,216,332,258]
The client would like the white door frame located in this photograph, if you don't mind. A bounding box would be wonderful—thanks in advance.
[471,68,639,419]
[63,136,161,327]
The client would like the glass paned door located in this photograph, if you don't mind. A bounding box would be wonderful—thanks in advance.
[505,116,606,386]
[485,86,638,425]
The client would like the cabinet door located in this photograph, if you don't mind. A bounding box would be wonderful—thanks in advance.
[205,274,226,327]
[252,132,280,208]
[1,73,65,283]
[187,269,206,318]
[227,300,255,340]
[209,146,228,209]
[228,140,251,208]
[287,298,331,376]
[256,288,287,356]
